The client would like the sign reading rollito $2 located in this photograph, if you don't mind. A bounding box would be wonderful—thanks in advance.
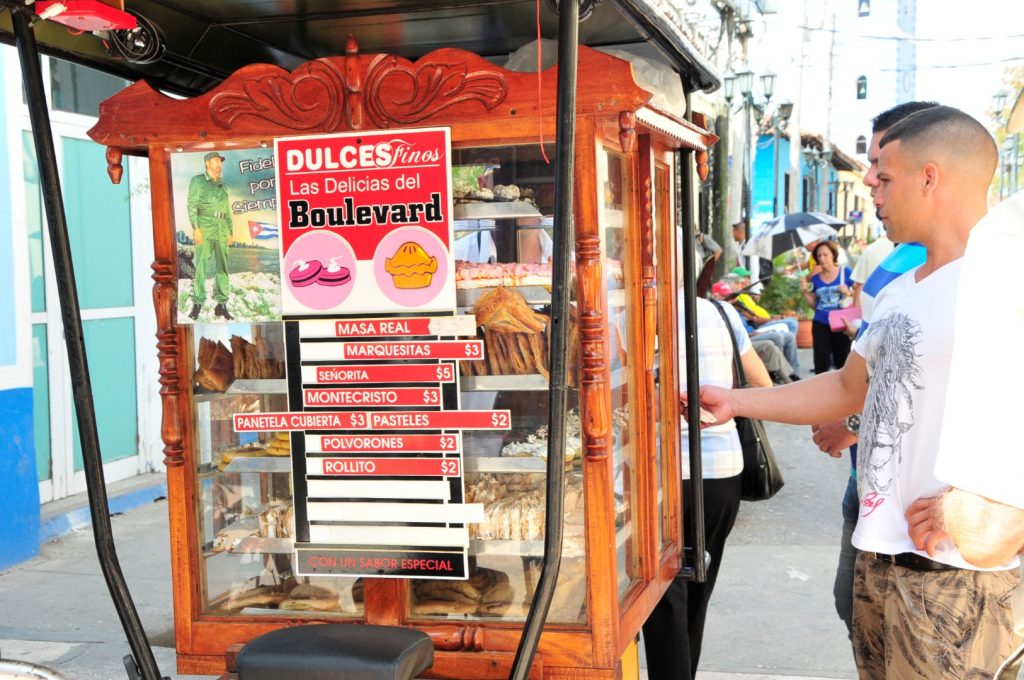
[274,128,454,315]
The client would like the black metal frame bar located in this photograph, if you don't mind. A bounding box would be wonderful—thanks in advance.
[10,7,167,680]
[678,90,706,582]
[508,0,579,676]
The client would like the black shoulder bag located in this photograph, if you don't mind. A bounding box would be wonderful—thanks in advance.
[709,300,785,501]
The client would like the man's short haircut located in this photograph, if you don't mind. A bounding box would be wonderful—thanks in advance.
[871,101,939,133]
[879,105,997,175]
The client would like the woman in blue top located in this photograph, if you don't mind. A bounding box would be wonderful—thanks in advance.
[800,240,853,374]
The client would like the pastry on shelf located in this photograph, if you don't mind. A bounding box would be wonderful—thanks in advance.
[216,445,266,471]
[411,567,515,617]
[194,337,234,392]
[229,334,285,380]
[465,287,549,378]
[465,473,583,542]
[256,500,293,539]
[224,585,287,611]
[280,583,339,612]
[264,431,291,457]
[455,261,552,289]
[211,516,259,553]
[492,184,520,201]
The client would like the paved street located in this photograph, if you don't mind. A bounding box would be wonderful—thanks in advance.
[0,356,858,680]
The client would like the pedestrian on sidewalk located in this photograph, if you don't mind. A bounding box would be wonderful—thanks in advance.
[642,291,771,680]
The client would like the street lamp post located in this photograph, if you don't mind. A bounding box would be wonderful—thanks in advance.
[736,69,754,235]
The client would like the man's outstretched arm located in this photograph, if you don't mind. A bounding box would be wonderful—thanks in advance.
[698,351,869,426]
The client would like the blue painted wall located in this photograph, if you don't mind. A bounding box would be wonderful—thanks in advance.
[0,50,41,570]
[0,388,40,570]
[751,133,801,228]
[0,57,15,367]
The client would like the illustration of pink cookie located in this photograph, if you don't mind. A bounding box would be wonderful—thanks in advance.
[289,260,322,287]
[318,261,352,287]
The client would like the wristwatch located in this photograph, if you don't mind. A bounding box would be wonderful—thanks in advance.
[845,414,861,436]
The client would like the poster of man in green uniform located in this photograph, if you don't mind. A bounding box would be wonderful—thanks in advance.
[171,147,281,324]
[188,151,234,320]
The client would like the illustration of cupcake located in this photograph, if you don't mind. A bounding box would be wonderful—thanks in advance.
[289,260,322,287]
[318,258,352,287]
[384,241,438,289]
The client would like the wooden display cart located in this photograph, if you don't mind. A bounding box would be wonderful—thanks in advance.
[89,39,716,679]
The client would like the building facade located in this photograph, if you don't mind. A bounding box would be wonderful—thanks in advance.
[0,46,162,569]
[831,0,917,163]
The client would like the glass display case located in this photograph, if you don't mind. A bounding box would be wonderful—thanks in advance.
[190,322,364,618]
[90,41,716,678]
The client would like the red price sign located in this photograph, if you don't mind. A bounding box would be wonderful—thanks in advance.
[312,363,455,384]
[339,340,484,361]
[303,387,442,408]
[312,457,461,477]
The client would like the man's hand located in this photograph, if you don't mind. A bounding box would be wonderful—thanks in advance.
[227,234,235,246]
[905,495,950,557]
[688,385,736,427]
[194,227,204,246]
[811,419,857,458]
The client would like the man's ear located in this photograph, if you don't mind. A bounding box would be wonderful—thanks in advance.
[921,162,939,194]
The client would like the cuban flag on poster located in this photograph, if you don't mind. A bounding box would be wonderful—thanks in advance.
[248,220,279,241]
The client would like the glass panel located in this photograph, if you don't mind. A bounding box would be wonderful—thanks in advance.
[410,143,586,624]
[32,324,51,482]
[72,317,138,470]
[63,137,134,310]
[192,322,362,618]
[50,60,128,117]
[22,131,46,313]
[600,147,641,598]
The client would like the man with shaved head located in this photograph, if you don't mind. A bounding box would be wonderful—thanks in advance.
[693,105,1021,678]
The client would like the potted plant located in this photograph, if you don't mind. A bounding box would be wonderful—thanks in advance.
[759,273,814,348]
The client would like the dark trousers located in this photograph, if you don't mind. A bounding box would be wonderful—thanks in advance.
[642,474,742,680]
[812,320,852,374]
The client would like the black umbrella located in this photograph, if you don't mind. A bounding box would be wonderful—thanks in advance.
[742,211,845,261]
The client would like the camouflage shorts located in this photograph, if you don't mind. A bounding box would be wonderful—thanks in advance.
[852,551,1022,679]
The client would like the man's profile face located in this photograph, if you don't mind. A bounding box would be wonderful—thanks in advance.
[873,140,915,242]
[863,131,885,192]
[205,156,224,180]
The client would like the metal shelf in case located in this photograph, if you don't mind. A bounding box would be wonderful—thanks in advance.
[464,456,547,473]
[453,200,541,220]
[193,379,287,403]
[222,457,292,474]
[459,367,623,392]
[468,527,624,558]
[456,285,551,307]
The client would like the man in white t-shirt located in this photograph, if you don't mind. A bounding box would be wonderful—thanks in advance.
[694,106,1021,678]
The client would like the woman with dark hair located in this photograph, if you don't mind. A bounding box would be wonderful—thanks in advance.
[801,240,854,373]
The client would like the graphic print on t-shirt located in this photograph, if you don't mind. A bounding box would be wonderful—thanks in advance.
[858,311,923,502]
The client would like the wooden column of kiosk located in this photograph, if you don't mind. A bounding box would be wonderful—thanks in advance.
[88,38,717,679]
